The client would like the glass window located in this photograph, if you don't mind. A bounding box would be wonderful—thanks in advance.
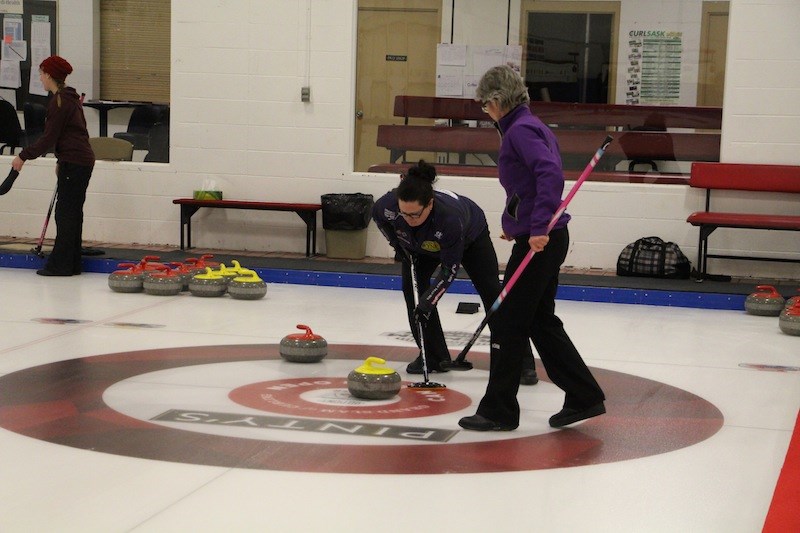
[356,0,728,181]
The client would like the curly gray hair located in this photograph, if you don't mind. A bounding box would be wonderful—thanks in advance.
[475,65,530,111]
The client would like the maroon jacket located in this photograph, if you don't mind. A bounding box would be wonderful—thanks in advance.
[19,87,95,167]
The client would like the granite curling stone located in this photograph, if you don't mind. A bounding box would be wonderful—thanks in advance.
[779,301,800,336]
[744,285,785,316]
[188,267,228,297]
[784,289,800,311]
[165,261,195,291]
[279,324,327,363]
[108,262,145,293]
[227,269,268,300]
[143,266,183,296]
[347,356,402,400]
[212,262,242,285]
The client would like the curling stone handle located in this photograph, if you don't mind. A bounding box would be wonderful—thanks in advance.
[364,356,387,367]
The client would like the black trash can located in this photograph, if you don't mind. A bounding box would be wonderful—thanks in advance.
[321,193,374,259]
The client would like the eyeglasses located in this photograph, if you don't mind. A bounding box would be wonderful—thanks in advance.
[399,203,429,219]
[481,100,491,113]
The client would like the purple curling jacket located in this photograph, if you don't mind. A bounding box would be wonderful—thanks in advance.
[496,104,569,238]
[372,188,487,309]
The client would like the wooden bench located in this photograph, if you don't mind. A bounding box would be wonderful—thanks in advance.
[686,162,800,277]
[172,198,322,257]
[373,95,722,180]
[367,162,690,185]
[394,95,722,129]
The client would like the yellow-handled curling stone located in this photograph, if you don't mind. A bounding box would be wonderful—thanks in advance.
[347,357,401,400]
[188,267,228,297]
[228,269,268,300]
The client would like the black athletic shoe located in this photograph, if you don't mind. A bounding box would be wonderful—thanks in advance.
[548,403,606,428]
[520,368,539,385]
[406,356,450,374]
[458,414,517,431]
[36,269,72,277]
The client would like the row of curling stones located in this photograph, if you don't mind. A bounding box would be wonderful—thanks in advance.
[277,326,402,400]
[108,254,217,293]
[186,267,267,299]
[109,257,267,300]
[744,285,800,336]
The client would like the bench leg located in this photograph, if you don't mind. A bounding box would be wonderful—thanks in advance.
[697,225,717,279]
[295,210,318,257]
[179,205,201,250]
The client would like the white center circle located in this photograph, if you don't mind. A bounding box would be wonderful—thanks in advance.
[299,388,401,407]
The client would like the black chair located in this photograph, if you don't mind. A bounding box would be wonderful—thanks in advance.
[113,104,169,150]
[0,100,24,155]
[144,122,169,162]
[22,102,48,147]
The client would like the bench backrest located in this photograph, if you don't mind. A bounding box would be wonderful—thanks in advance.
[690,162,800,193]
[377,124,720,162]
[394,96,485,122]
[534,102,722,130]
[393,95,722,130]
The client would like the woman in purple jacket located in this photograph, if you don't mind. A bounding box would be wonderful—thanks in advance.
[13,55,94,276]
[459,65,605,431]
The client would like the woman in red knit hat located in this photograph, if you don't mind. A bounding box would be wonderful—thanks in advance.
[12,55,95,276]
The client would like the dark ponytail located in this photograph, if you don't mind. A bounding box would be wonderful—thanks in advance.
[397,160,436,205]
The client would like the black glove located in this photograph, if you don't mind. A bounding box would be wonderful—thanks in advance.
[413,302,433,327]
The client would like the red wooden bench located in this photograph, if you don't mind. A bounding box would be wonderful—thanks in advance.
[172,198,322,257]
[374,95,722,180]
[394,95,722,130]
[686,162,800,278]
[367,162,690,185]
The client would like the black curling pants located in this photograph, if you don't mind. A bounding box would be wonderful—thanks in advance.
[477,227,605,427]
[45,162,92,275]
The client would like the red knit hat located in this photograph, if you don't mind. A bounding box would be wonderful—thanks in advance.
[40,55,73,81]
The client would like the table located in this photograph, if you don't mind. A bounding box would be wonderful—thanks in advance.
[82,100,144,137]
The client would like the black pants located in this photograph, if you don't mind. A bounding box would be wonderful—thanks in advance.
[401,228,535,367]
[477,227,605,426]
[45,162,92,275]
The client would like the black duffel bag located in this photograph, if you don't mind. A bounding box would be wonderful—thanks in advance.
[616,236,691,279]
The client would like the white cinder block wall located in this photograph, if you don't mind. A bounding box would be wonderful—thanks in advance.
[1,0,798,279]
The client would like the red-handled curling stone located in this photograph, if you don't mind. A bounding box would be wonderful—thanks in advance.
[184,254,220,271]
[347,357,402,400]
[143,265,183,296]
[784,289,800,311]
[162,262,195,291]
[279,324,327,363]
[744,285,785,316]
[108,262,145,293]
[778,301,800,336]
